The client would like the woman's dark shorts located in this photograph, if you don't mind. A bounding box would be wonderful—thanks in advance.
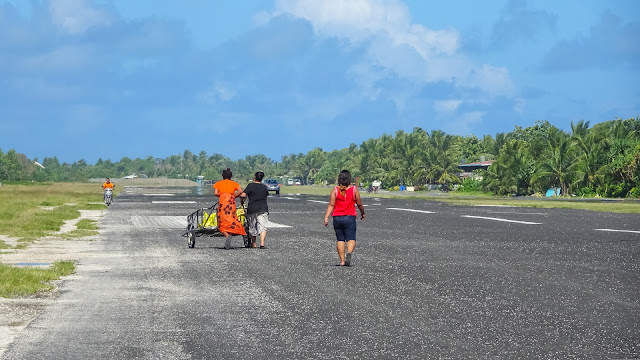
[332,215,357,242]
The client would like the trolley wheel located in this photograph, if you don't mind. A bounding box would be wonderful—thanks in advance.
[187,232,196,248]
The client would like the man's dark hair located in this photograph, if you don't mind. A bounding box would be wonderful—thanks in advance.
[337,170,351,187]
[255,171,265,182]
[222,168,232,180]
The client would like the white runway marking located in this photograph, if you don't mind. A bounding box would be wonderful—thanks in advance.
[487,211,547,215]
[594,228,640,234]
[268,221,291,228]
[280,197,299,200]
[144,194,175,196]
[387,208,435,214]
[128,216,292,229]
[152,201,197,204]
[308,200,329,204]
[462,215,542,225]
[131,216,186,228]
[474,205,516,207]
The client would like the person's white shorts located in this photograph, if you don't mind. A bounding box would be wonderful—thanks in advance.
[247,213,268,236]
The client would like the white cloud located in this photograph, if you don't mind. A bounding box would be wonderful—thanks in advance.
[275,0,514,100]
[198,82,237,103]
[443,111,485,134]
[49,0,113,34]
[465,64,514,97]
[434,99,463,113]
[275,0,459,58]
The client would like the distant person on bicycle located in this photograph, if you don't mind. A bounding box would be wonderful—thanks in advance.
[213,168,247,249]
[241,171,269,249]
[324,170,365,266]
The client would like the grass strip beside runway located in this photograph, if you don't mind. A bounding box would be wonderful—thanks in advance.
[0,261,75,298]
[281,185,640,214]
[0,183,111,246]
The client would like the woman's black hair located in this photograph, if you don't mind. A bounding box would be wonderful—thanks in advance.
[338,170,351,187]
[222,168,232,180]
[255,171,265,182]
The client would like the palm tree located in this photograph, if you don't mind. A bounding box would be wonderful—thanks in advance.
[532,128,579,196]
[423,130,461,185]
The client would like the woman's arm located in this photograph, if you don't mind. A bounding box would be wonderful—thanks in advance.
[354,187,365,220]
[214,187,220,197]
[234,185,244,198]
[324,188,337,226]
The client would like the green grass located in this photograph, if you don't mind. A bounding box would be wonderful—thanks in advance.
[0,261,76,298]
[0,183,112,246]
[76,219,99,230]
[281,185,640,214]
[62,229,99,239]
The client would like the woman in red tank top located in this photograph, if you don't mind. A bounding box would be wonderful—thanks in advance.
[324,170,365,266]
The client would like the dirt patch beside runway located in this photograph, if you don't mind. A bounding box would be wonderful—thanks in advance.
[0,210,105,358]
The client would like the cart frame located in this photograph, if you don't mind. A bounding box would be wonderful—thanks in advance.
[182,200,250,249]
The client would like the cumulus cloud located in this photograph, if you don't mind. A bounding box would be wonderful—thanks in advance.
[543,12,640,71]
[434,99,462,113]
[49,0,115,34]
[274,0,514,101]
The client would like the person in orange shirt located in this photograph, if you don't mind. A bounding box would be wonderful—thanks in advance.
[102,178,115,190]
[213,168,246,249]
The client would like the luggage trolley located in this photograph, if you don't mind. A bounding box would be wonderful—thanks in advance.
[182,199,250,249]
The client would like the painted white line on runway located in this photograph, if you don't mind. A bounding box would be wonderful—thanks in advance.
[487,211,547,215]
[144,194,175,196]
[387,208,435,214]
[474,205,516,207]
[594,228,640,234]
[280,197,300,200]
[268,221,291,228]
[462,215,541,225]
[152,201,197,204]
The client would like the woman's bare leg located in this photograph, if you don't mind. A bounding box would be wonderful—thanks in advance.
[336,241,346,265]
[222,232,232,249]
[346,240,356,253]
[259,231,266,247]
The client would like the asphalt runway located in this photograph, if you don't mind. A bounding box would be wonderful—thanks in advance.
[4,187,639,359]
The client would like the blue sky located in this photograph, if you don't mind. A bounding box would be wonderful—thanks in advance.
[1,0,638,163]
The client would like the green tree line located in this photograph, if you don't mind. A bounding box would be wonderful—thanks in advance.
[2,117,639,197]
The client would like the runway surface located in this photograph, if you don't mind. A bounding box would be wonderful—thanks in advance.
[4,186,639,359]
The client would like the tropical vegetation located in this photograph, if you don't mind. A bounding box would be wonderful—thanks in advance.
[1,117,639,198]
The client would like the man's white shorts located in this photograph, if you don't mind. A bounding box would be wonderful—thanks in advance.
[247,213,268,236]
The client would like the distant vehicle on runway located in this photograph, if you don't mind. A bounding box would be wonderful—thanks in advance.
[264,179,280,195]
[104,188,113,206]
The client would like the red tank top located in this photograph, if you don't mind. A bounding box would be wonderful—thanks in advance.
[332,186,357,216]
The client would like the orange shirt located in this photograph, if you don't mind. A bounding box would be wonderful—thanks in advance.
[103,182,114,189]
[213,179,240,194]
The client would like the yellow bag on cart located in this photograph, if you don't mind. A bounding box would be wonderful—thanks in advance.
[200,211,217,228]
[199,207,245,228]
[236,207,246,225]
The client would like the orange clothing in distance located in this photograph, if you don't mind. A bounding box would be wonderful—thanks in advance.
[103,182,114,189]
[213,179,240,194]
[213,179,245,236]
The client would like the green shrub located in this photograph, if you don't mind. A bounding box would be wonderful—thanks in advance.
[457,178,482,193]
